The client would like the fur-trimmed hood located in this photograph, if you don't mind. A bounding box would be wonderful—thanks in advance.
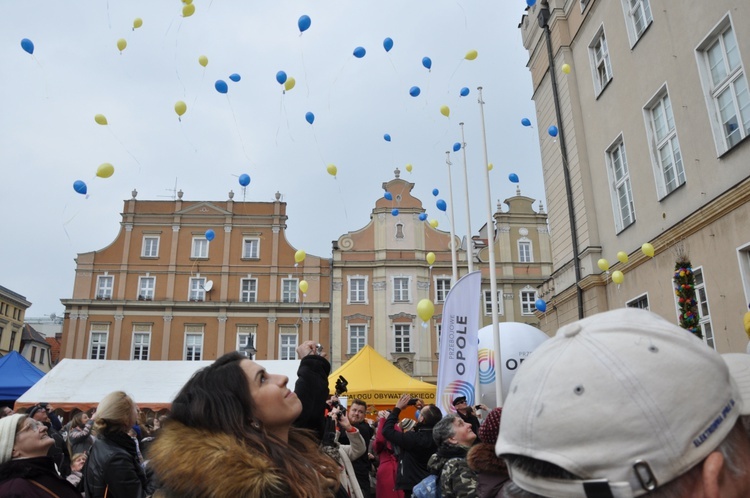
[466,442,507,475]
[149,421,288,498]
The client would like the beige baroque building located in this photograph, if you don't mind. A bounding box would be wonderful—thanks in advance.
[520,0,750,351]
[61,190,331,362]
[0,286,31,356]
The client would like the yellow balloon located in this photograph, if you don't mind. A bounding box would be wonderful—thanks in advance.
[429,219,439,228]
[182,0,193,4]
[464,50,478,61]
[611,270,624,285]
[294,250,306,264]
[174,101,187,117]
[642,243,655,258]
[561,63,571,74]
[597,258,610,272]
[405,163,413,173]
[198,55,208,67]
[327,164,337,177]
[117,38,127,52]
[488,163,494,171]
[133,18,143,29]
[182,3,195,17]
[96,163,115,179]
[417,299,435,322]
[94,114,108,125]
[440,105,450,117]
[299,280,309,294]
[284,77,296,91]
[616,251,629,264]
[426,252,436,266]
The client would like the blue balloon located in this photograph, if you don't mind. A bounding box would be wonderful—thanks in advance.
[384,134,391,142]
[239,174,251,187]
[535,299,547,313]
[422,57,432,70]
[548,125,559,137]
[353,46,366,58]
[453,142,461,152]
[436,199,447,212]
[305,112,315,125]
[384,192,393,201]
[521,118,532,127]
[73,180,87,195]
[205,229,216,242]
[460,87,470,97]
[509,173,519,183]
[409,86,421,97]
[229,73,241,82]
[215,80,228,94]
[383,37,393,52]
[418,213,428,221]
[527,0,537,6]
[20,38,34,55]
[298,15,311,33]
[432,188,439,196]
[391,208,399,217]
[276,71,287,85]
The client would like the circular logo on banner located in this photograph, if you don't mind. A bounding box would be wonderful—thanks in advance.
[478,349,496,384]
[441,380,474,414]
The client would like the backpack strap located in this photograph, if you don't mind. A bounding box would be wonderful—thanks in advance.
[29,480,61,498]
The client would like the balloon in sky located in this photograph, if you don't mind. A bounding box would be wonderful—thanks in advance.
[548,125,559,137]
[436,199,447,212]
[183,0,193,4]
[353,46,366,58]
[465,49,478,60]
[384,134,391,142]
[117,38,127,52]
[182,3,195,17]
[276,71,287,85]
[535,299,546,312]
[239,174,251,187]
[229,73,241,82]
[133,18,143,30]
[20,38,34,55]
[298,15,311,33]
[611,270,625,285]
[295,250,306,263]
[215,80,228,94]
[94,114,108,125]
[198,55,208,67]
[327,164,337,177]
[284,77,296,91]
[305,112,315,125]
[440,105,450,118]
[405,163,413,173]
[174,101,187,117]
[384,192,393,201]
[521,118,532,127]
[509,173,519,183]
[527,0,537,6]
[73,180,87,195]
[409,86,421,97]
[617,251,629,264]
[419,213,428,221]
[299,280,309,294]
[488,163,494,171]
[205,229,215,242]
[641,243,655,258]
[562,63,571,74]
[417,299,435,322]
[453,142,461,152]
[429,219,439,228]
[96,163,114,179]
[383,37,393,52]
[422,57,432,70]
[392,209,399,217]
[426,252,436,266]
[432,188,439,196]
[460,87,470,97]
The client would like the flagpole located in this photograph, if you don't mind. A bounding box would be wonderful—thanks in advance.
[459,123,474,274]
[445,152,459,284]
[477,87,503,406]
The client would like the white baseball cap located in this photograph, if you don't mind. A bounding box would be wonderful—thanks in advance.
[496,308,750,498]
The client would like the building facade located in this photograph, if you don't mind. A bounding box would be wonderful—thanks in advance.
[20,324,52,372]
[520,0,750,351]
[0,285,31,356]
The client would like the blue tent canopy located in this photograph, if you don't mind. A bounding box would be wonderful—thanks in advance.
[0,351,45,400]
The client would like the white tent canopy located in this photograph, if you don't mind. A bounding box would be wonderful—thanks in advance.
[15,358,301,412]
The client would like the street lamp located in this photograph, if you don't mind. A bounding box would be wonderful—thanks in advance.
[241,341,257,358]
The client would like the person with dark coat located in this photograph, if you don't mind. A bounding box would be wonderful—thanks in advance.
[27,403,70,477]
[451,396,481,436]
[68,411,95,456]
[382,393,441,497]
[292,347,334,440]
[467,408,509,498]
[427,414,478,498]
[0,414,80,498]
[336,399,373,497]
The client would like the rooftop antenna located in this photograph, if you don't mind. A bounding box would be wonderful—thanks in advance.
[157,178,179,200]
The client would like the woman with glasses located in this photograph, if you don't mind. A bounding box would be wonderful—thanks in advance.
[0,414,80,497]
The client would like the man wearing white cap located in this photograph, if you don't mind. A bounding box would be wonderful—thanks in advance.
[497,308,750,498]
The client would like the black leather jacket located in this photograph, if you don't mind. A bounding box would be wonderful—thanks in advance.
[382,407,438,490]
[83,431,151,498]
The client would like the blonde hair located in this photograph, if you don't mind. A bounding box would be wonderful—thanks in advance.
[94,391,135,435]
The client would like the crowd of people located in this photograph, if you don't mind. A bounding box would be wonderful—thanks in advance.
[1,308,749,497]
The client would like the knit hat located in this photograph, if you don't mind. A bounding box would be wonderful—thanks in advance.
[497,308,750,498]
[399,418,416,432]
[478,407,502,445]
[0,414,25,464]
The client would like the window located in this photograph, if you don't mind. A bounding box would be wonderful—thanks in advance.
[242,238,260,259]
[697,21,749,153]
[484,290,505,315]
[645,89,685,198]
[393,277,410,302]
[518,240,533,263]
[435,277,451,303]
[189,277,206,301]
[237,326,257,359]
[39,349,46,366]
[394,324,411,353]
[31,346,37,363]
[192,237,209,258]
[627,293,650,310]
[96,275,114,299]
[10,331,17,350]
[281,279,298,303]
[520,291,537,315]
[138,276,155,300]
[589,27,613,95]
[348,276,367,304]
[279,331,298,360]
[606,138,636,232]
[348,325,367,354]
[395,223,405,239]
[621,0,652,46]
[132,330,150,360]
[142,236,159,258]
[436,324,442,349]
[89,331,108,360]
[185,332,203,361]
[240,278,257,303]
[693,268,715,350]
[580,0,590,11]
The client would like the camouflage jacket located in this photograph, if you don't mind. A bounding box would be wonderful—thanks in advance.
[427,444,478,498]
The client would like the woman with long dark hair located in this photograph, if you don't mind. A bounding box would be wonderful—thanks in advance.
[148,341,345,497]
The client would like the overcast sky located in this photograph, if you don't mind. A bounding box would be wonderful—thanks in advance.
[1,0,548,317]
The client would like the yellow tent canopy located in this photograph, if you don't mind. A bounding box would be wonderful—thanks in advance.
[328,345,436,406]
